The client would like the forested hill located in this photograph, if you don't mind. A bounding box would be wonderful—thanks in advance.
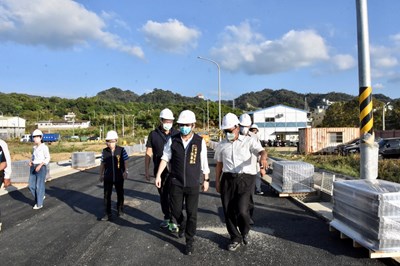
[231,88,393,111]
[0,87,394,122]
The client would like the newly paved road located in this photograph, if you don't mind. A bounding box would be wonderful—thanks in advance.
[0,151,396,265]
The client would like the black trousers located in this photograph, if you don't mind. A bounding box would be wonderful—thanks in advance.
[170,184,199,244]
[0,178,3,221]
[157,169,171,220]
[103,179,124,215]
[220,173,256,243]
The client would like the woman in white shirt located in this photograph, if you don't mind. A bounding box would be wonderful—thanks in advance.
[28,129,51,210]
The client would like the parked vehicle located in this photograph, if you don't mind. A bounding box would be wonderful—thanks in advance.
[20,133,60,143]
[88,136,100,141]
[378,137,400,158]
[20,134,32,142]
[335,138,360,155]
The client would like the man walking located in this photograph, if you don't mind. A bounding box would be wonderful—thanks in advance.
[0,139,10,232]
[155,110,210,255]
[145,108,179,231]
[215,113,267,251]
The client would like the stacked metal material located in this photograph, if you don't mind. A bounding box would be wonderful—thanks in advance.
[11,160,51,183]
[271,161,315,193]
[71,152,96,169]
[330,179,400,251]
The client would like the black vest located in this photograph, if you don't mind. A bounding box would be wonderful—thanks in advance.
[170,133,203,187]
[149,127,178,175]
[102,145,125,182]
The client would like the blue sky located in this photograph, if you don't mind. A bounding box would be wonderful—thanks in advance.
[1,0,400,102]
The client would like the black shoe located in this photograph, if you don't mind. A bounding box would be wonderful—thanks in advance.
[243,234,250,245]
[185,243,194,255]
[100,214,112,221]
[228,241,241,251]
[249,218,254,225]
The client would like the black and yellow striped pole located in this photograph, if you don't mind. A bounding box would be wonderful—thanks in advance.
[356,0,378,180]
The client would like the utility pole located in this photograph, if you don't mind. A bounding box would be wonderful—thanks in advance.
[356,0,378,180]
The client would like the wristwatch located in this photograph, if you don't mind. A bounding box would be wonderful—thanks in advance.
[204,178,210,182]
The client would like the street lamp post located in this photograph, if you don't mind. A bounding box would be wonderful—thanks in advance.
[206,98,210,132]
[197,56,221,131]
[382,102,393,131]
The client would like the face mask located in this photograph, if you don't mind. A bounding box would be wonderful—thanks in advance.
[226,132,236,141]
[239,126,249,136]
[180,126,192,135]
[163,123,173,131]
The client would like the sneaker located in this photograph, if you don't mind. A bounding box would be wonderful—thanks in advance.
[185,243,194,255]
[256,190,264,195]
[100,214,112,221]
[159,219,170,228]
[43,195,46,200]
[33,204,43,210]
[117,208,124,217]
[0,222,2,232]
[243,234,250,245]
[228,241,241,251]
[168,222,179,233]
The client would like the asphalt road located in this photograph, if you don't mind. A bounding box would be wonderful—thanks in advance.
[0,151,396,266]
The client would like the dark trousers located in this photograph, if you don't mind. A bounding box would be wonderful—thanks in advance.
[0,178,2,221]
[170,184,199,244]
[157,170,171,220]
[221,173,256,243]
[103,180,124,215]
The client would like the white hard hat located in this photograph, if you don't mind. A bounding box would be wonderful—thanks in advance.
[250,124,259,130]
[177,110,196,124]
[159,108,174,120]
[239,113,252,127]
[32,129,43,137]
[221,113,240,130]
[105,130,118,140]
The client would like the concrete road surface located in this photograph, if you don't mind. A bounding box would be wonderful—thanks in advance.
[0,151,396,266]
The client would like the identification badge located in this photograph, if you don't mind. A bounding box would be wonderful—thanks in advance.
[190,144,197,164]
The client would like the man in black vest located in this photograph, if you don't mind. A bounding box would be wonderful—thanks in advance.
[99,130,129,221]
[155,110,210,255]
[145,108,179,231]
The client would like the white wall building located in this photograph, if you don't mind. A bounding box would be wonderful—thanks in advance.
[0,116,26,139]
[248,104,309,143]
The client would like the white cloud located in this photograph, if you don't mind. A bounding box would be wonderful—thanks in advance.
[210,21,330,75]
[371,45,398,68]
[374,83,384,89]
[141,19,201,53]
[0,0,144,58]
[332,54,356,71]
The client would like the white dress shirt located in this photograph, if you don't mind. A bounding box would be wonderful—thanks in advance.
[31,143,51,165]
[215,134,264,175]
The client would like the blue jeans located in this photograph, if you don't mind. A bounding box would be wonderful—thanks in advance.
[29,165,46,207]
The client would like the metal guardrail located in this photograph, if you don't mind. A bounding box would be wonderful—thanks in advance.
[9,144,146,183]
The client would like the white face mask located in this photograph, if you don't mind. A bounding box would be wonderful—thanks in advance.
[162,123,173,131]
[226,132,236,141]
[240,126,249,136]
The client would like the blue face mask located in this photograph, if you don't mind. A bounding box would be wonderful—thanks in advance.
[180,126,192,135]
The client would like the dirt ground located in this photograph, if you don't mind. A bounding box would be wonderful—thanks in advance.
[9,142,107,162]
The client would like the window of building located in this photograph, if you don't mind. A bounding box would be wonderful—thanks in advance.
[265,117,275,122]
[329,132,343,143]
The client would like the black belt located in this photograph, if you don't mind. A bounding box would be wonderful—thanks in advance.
[223,172,252,178]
